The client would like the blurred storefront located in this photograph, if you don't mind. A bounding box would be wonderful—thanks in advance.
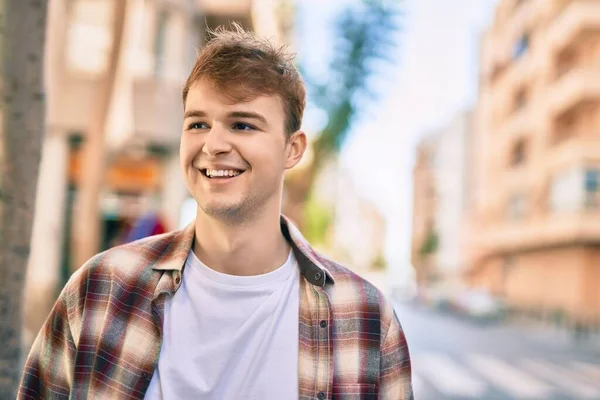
[24,0,294,348]
[465,0,600,326]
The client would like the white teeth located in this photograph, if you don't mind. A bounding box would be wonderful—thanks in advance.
[206,169,241,178]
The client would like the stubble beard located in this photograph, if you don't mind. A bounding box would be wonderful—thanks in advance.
[202,201,251,225]
[199,191,264,226]
[195,174,283,226]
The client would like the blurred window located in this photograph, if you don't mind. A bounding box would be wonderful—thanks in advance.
[490,60,508,83]
[510,140,527,167]
[553,108,577,144]
[550,168,585,212]
[555,48,576,79]
[154,9,170,76]
[513,87,528,112]
[66,0,112,74]
[513,33,529,60]
[584,168,600,209]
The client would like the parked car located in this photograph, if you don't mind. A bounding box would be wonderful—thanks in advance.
[418,283,462,312]
[450,289,507,323]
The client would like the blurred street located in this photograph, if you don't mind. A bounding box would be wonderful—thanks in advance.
[394,300,600,400]
[4,0,600,397]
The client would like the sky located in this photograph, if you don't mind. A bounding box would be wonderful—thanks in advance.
[296,0,498,282]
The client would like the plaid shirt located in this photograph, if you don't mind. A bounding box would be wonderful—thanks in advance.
[19,216,413,399]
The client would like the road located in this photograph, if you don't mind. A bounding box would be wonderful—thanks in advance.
[393,301,600,400]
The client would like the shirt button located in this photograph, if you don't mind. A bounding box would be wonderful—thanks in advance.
[317,392,326,400]
[320,320,327,328]
[314,272,322,281]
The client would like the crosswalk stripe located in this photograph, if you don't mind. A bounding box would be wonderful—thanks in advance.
[468,354,553,399]
[414,353,487,397]
[572,361,600,382]
[522,359,600,399]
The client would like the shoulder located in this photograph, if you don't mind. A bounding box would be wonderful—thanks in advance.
[317,254,397,328]
[87,230,178,274]
[64,231,181,297]
[318,254,385,302]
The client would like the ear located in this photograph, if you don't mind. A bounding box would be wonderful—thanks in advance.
[284,130,308,170]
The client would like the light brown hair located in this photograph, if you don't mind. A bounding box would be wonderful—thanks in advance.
[182,24,306,137]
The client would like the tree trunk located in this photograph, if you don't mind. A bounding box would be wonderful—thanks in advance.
[0,0,49,397]
[72,0,127,269]
[21,0,70,352]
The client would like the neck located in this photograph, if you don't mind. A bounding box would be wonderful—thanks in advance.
[193,204,291,276]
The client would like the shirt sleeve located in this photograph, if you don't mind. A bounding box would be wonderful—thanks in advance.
[379,301,414,400]
[18,282,77,399]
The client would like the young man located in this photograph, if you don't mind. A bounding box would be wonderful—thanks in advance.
[19,27,413,400]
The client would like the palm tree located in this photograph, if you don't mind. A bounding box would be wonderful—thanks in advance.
[284,0,402,229]
[0,0,49,397]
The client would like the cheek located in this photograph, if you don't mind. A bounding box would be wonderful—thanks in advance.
[248,138,287,169]
[180,134,201,166]
[252,151,286,176]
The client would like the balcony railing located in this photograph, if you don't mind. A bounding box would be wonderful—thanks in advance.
[546,67,600,117]
[473,211,600,258]
[547,0,600,53]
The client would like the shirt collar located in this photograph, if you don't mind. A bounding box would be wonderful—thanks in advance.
[279,215,335,286]
[151,215,335,287]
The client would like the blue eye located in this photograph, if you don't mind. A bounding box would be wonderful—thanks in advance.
[188,122,208,130]
[233,123,256,131]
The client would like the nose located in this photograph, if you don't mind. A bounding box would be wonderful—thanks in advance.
[202,125,232,157]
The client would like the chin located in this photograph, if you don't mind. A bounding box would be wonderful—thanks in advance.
[200,202,246,220]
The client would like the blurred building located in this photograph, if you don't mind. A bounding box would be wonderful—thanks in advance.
[465,0,600,325]
[411,111,473,287]
[24,0,294,347]
[312,159,389,292]
[314,160,387,271]
[411,134,438,285]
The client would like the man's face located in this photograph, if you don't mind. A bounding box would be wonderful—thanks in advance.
[181,79,306,223]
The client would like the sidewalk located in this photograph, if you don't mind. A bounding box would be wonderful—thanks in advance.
[508,317,600,356]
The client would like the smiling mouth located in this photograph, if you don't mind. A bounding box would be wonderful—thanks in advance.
[201,169,245,179]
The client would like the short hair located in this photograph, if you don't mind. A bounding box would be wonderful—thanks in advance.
[182,24,306,137]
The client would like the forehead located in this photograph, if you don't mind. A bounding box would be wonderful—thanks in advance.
[185,80,284,121]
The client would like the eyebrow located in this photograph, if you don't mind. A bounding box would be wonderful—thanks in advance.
[184,110,207,119]
[183,110,268,125]
[228,111,267,125]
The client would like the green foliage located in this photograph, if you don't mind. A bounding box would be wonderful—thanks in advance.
[371,251,387,271]
[304,193,332,246]
[303,0,403,160]
[419,229,439,256]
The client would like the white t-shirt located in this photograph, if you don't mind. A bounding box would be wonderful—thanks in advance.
[144,249,300,400]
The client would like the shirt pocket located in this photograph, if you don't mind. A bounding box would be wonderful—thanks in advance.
[332,384,377,400]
